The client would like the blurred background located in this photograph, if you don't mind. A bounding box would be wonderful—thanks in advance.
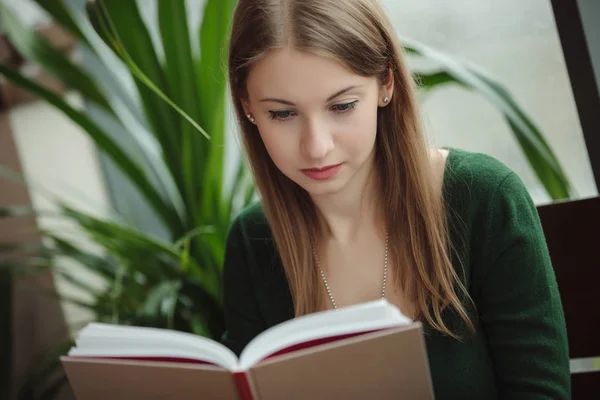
[0,0,598,398]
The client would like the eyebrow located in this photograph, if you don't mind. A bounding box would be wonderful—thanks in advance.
[259,85,360,106]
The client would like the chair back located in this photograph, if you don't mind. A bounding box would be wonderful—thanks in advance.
[537,196,600,398]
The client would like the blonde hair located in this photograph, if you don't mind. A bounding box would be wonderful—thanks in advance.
[228,0,474,338]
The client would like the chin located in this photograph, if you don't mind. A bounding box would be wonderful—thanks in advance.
[296,176,349,197]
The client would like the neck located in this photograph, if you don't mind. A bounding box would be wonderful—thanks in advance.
[310,152,384,245]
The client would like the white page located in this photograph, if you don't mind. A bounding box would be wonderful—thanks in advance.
[68,323,239,370]
[68,300,410,372]
[237,299,411,371]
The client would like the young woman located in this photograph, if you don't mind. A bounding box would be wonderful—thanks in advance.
[222,0,570,398]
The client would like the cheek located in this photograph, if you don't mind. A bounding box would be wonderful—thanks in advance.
[340,105,379,157]
[256,124,298,170]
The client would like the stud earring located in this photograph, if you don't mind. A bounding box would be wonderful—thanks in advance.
[246,113,255,123]
[383,96,389,103]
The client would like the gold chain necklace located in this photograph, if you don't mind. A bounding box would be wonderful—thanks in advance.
[312,234,389,310]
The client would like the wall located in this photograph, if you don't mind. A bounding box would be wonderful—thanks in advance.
[8,93,112,332]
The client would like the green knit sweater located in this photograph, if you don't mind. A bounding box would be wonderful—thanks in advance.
[222,148,571,399]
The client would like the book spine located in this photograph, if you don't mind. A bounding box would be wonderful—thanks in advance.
[233,371,255,400]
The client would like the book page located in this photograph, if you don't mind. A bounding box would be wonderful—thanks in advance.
[238,299,411,370]
[68,323,239,370]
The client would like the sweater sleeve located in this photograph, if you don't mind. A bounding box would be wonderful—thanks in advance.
[221,216,266,357]
[476,172,570,399]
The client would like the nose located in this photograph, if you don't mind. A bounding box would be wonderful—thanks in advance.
[301,118,334,160]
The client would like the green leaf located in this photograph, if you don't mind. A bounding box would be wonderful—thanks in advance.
[52,291,98,312]
[138,280,181,329]
[57,205,220,300]
[413,71,455,90]
[59,206,180,259]
[402,37,571,200]
[158,0,204,229]
[53,267,103,296]
[0,64,183,232]
[228,159,256,222]
[173,226,216,249]
[189,316,210,337]
[179,279,225,339]
[87,0,182,188]
[197,0,235,112]
[48,235,115,279]
[197,0,236,223]
[0,3,111,111]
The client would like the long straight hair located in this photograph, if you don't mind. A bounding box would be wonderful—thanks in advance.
[228,0,474,337]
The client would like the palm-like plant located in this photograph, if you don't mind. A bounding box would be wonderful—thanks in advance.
[0,0,571,397]
[1,0,251,334]
[1,0,248,396]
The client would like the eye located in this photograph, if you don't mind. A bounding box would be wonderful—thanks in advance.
[331,100,358,114]
[268,110,296,121]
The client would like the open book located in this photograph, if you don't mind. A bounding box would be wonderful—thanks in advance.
[61,300,434,400]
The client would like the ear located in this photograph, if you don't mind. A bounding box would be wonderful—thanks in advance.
[378,66,395,107]
[241,98,251,116]
[241,99,256,124]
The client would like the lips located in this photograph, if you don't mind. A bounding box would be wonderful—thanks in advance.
[301,163,343,181]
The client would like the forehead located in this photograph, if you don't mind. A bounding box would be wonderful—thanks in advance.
[246,47,376,103]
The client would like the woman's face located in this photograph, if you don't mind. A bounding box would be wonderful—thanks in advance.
[244,48,392,197]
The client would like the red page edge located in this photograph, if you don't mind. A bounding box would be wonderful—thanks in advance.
[233,371,255,400]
